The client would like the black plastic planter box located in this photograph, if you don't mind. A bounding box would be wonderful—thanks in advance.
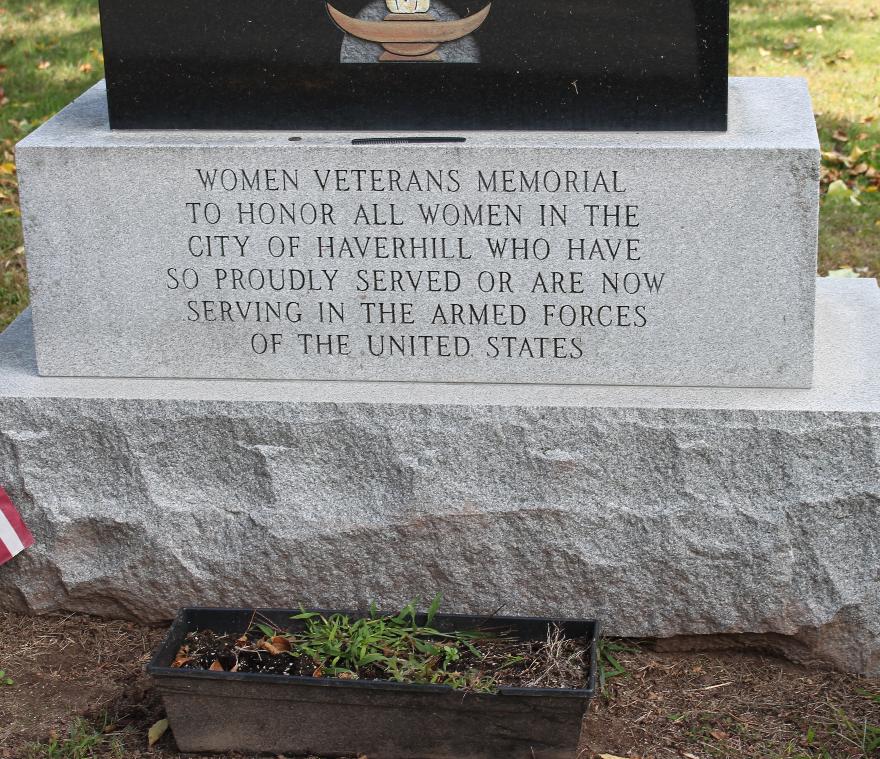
[148,607,599,759]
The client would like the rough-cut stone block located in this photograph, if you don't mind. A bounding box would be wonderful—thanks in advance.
[0,279,877,674]
[16,78,819,388]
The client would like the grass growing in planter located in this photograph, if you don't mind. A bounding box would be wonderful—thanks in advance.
[260,597,503,689]
[173,597,590,693]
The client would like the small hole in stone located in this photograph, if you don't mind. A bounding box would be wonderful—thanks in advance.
[351,136,466,145]
[288,136,302,142]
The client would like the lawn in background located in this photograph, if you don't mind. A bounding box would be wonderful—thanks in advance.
[0,0,878,329]
[0,0,103,329]
[730,0,880,280]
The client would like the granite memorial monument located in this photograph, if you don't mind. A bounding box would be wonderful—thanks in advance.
[1,1,878,676]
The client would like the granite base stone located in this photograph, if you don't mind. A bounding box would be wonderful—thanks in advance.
[0,279,878,675]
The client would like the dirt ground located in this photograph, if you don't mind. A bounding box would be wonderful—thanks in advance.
[0,611,877,759]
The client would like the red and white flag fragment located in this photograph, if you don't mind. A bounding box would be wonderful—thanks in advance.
[0,487,34,566]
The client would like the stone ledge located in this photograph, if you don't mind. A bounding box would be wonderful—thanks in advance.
[1,279,877,410]
[0,279,877,674]
[21,77,819,150]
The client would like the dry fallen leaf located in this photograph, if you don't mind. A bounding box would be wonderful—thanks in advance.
[259,635,292,656]
[171,645,192,668]
[827,267,860,278]
[600,754,630,759]
[209,660,225,672]
[147,718,169,747]
[710,729,729,740]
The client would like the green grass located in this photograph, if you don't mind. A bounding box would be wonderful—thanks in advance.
[0,0,877,330]
[25,718,124,759]
[257,597,503,690]
[0,0,104,329]
[730,0,880,278]
[206,597,528,692]
[799,694,880,758]
[596,638,637,696]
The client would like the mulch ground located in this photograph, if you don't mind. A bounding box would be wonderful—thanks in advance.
[0,611,877,759]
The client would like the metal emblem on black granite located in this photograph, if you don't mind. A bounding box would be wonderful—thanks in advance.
[327,0,490,62]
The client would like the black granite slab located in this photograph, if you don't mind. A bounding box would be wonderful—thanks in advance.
[98,0,728,131]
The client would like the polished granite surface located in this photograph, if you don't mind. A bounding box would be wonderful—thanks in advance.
[98,0,729,131]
